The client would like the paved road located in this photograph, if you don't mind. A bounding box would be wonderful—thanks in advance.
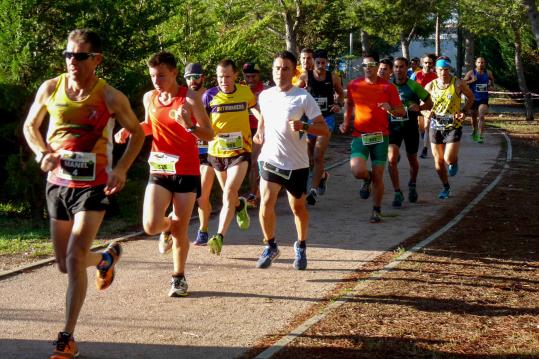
[0,129,502,358]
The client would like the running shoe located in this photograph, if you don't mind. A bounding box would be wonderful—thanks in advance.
[95,241,122,291]
[408,184,418,203]
[419,146,428,159]
[438,187,451,199]
[370,210,382,223]
[471,131,478,142]
[392,191,404,208]
[51,332,79,359]
[168,276,188,297]
[448,163,459,177]
[193,230,209,246]
[245,193,258,209]
[236,197,250,230]
[359,171,372,199]
[306,188,318,205]
[208,234,223,255]
[256,245,281,269]
[477,136,484,144]
[158,212,173,254]
[318,171,330,195]
[293,241,307,270]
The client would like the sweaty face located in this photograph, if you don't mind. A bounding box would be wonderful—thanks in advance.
[300,52,314,71]
[186,76,204,91]
[422,57,434,72]
[217,65,238,93]
[272,57,294,89]
[475,58,486,70]
[314,58,328,72]
[393,60,408,81]
[436,66,451,82]
[65,40,101,81]
[149,64,178,93]
[377,64,392,80]
[244,73,260,89]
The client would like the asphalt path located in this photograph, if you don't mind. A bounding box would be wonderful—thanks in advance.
[0,128,502,358]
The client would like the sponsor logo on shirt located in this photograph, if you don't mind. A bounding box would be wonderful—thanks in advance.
[214,102,247,113]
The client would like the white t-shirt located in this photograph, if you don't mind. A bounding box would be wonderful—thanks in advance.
[258,86,322,170]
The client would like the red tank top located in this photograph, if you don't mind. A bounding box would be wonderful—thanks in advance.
[147,87,200,176]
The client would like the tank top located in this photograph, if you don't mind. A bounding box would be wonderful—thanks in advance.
[146,87,200,176]
[307,70,334,116]
[45,74,113,188]
[430,77,463,128]
[470,69,489,102]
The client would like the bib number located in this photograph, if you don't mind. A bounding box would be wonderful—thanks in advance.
[432,114,454,130]
[361,132,384,146]
[217,132,243,151]
[197,139,208,149]
[262,162,292,180]
[57,151,96,181]
[314,97,328,112]
[148,152,179,174]
[475,83,487,93]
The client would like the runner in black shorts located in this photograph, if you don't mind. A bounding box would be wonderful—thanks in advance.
[259,162,309,199]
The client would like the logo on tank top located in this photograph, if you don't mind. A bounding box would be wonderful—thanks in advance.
[215,102,247,113]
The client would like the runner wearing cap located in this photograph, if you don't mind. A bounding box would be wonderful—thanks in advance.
[242,62,268,208]
[424,58,474,199]
[297,49,344,205]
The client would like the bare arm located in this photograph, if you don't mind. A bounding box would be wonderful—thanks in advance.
[185,89,214,141]
[114,92,152,144]
[419,95,433,111]
[463,70,476,84]
[290,114,329,137]
[456,79,474,115]
[296,72,308,89]
[331,73,345,112]
[104,85,145,195]
[488,70,495,90]
[340,96,354,133]
[253,114,265,145]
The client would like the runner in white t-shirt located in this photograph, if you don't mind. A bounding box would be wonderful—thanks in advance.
[254,51,328,270]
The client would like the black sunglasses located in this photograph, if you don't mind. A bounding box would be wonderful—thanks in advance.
[63,51,99,61]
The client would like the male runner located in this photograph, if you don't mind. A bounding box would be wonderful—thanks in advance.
[408,57,421,77]
[297,49,344,205]
[463,57,494,143]
[424,58,474,199]
[254,50,328,269]
[411,53,437,159]
[115,53,213,296]
[23,29,144,359]
[388,57,433,207]
[377,58,393,81]
[340,55,405,223]
[184,63,215,246]
[292,48,314,86]
[203,59,259,255]
[242,62,268,208]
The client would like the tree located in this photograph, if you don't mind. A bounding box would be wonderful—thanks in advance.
[522,0,539,49]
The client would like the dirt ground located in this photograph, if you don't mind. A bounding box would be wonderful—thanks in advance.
[260,128,539,358]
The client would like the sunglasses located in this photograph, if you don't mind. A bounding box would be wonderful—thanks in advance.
[63,51,99,61]
[185,74,202,80]
[362,62,377,68]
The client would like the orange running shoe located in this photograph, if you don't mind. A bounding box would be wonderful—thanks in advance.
[50,331,79,358]
[95,241,122,290]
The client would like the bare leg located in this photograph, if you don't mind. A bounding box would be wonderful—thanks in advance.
[431,142,448,185]
[248,142,261,196]
[142,183,173,235]
[214,161,249,236]
[171,192,197,274]
[287,191,309,242]
[310,133,331,189]
[258,178,281,241]
[350,157,369,180]
[197,164,215,231]
[371,165,385,208]
[387,144,401,190]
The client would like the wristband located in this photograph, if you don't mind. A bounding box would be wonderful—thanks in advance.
[35,150,49,164]
[302,122,310,132]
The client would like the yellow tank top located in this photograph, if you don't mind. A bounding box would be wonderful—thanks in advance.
[430,77,463,128]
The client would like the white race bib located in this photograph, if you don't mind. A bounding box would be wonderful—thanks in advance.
[314,97,328,111]
[361,132,384,146]
[57,150,96,181]
[432,114,454,130]
[262,162,292,180]
[148,152,179,174]
[475,83,487,93]
[217,132,243,151]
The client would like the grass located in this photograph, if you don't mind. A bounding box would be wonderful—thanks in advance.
[485,115,539,134]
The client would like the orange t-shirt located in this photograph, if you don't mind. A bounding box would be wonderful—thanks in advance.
[347,77,402,136]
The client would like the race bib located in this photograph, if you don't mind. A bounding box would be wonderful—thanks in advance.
[391,108,409,122]
[217,132,243,151]
[57,150,96,181]
[361,132,384,146]
[262,162,292,180]
[475,83,487,93]
[314,97,328,111]
[197,139,208,149]
[432,114,454,130]
[148,152,179,174]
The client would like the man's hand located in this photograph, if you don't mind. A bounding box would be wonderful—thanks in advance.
[40,152,60,172]
[253,130,264,145]
[174,105,194,129]
[114,128,131,144]
[408,102,420,112]
[330,104,341,113]
[289,120,304,132]
[104,167,127,195]
[339,122,350,134]
[377,102,391,112]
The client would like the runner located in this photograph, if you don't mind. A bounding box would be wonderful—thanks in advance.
[377,58,393,81]
[408,57,421,77]
[22,29,144,359]
[388,57,433,207]
[242,62,268,208]
[411,53,437,159]
[115,53,213,297]
[292,48,314,86]
[254,50,328,269]
[203,59,259,255]
[297,49,344,205]
[340,54,405,223]
[463,57,494,143]
[184,63,215,246]
[424,58,474,199]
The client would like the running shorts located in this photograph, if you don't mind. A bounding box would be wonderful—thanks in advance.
[148,174,201,197]
[350,136,389,166]
[46,183,110,221]
[207,153,251,172]
[258,161,309,199]
[429,127,463,145]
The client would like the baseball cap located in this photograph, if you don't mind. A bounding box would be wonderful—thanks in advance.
[243,63,260,73]
[184,63,203,77]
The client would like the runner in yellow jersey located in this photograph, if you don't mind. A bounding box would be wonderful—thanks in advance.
[424,58,474,199]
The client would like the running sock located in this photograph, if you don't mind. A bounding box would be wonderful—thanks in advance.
[97,252,112,270]
[267,238,277,248]
[373,206,381,213]
[298,240,306,249]
[310,187,319,194]
[200,227,208,233]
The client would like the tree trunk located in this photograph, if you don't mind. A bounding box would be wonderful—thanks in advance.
[283,10,297,54]
[400,32,410,59]
[464,31,475,72]
[522,0,539,49]
[456,24,463,77]
[514,27,534,121]
[360,30,370,55]
[435,15,441,56]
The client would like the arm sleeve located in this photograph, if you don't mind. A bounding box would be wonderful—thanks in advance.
[410,81,430,101]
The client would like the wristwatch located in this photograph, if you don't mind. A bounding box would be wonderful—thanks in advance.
[302,122,310,132]
[187,126,197,133]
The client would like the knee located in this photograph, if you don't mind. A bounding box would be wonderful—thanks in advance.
[143,220,162,236]
[66,251,86,272]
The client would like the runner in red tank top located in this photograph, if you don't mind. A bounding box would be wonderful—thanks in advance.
[115,51,213,297]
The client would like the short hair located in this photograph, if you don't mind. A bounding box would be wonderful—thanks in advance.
[218,59,238,73]
[300,48,314,55]
[147,51,177,69]
[314,49,328,59]
[394,56,409,66]
[68,29,102,53]
[411,57,420,62]
[274,51,297,68]
[436,55,451,63]
[379,57,393,68]
[423,53,437,62]
[362,53,379,62]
